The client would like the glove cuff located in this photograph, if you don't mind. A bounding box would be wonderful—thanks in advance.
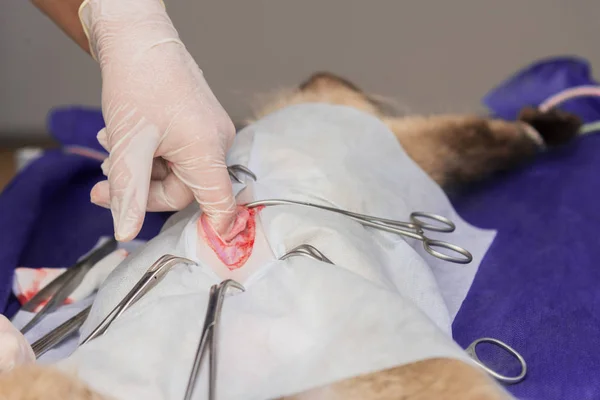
[78,0,166,61]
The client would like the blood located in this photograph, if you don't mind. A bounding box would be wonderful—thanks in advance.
[16,269,73,311]
[199,205,263,270]
[16,269,46,306]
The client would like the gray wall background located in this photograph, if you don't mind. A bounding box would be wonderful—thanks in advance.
[1,0,599,139]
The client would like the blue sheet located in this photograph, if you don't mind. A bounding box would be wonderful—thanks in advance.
[1,56,598,399]
[452,56,600,399]
[0,107,172,318]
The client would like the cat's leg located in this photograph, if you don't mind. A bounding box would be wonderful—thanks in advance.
[0,364,109,400]
[384,110,581,188]
[283,358,512,400]
[2,359,509,400]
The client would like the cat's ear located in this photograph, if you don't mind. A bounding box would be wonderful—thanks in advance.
[517,106,582,147]
[298,72,364,93]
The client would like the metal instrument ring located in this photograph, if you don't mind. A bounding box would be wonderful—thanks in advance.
[422,238,473,264]
[410,212,456,233]
[465,337,527,384]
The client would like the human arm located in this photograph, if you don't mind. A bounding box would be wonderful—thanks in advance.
[30,0,90,54]
[79,0,237,241]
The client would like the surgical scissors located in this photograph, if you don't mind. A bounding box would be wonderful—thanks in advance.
[20,238,118,334]
[184,279,245,400]
[80,255,196,346]
[245,199,472,264]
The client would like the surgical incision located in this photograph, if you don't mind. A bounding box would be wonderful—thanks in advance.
[198,205,261,270]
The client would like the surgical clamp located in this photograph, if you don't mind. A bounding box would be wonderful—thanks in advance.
[184,279,245,400]
[228,164,257,183]
[80,255,196,346]
[279,243,526,384]
[466,337,527,384]
[245,199,472,264]
[31,306,91,358]
[279,244,334,264]
[20,238,118,334]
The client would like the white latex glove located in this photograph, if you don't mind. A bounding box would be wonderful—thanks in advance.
[0,315,35,373]
[80,0,237,241]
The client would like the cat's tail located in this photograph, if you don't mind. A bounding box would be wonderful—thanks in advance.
[517,107,582,147]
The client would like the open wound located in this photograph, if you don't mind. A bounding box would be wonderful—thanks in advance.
[199,206,261,270]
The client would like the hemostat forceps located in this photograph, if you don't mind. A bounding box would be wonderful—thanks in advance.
[279,244,334,264]
[466,337,527,384]
[20,238,118,334]
[184,279,245,400]
[31,306,91,358]
[228,164,257,183]
[279,244,527,384]
[245,199,473,264]
[80,255,196,346]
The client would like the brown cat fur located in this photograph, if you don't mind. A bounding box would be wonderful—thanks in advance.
[249,72,582,189]
[0,72,580,399]
[0,358,512,400]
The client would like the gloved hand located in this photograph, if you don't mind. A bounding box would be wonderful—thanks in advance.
[80,0,237,241]
[0,315,35,373]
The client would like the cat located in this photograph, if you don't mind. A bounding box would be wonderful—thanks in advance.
[248,72,581,190]
[0,72,581,400]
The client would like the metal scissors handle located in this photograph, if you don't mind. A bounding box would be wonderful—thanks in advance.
[245,199,472,264]
[80,255,196,346]
[466,337,527,384]
[20,238,118,334]
[184,279,245,400]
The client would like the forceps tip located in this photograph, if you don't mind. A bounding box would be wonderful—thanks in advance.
[228,165,257,183]
[218,279,245,293]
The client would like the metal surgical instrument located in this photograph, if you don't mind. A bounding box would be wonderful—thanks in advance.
[466,337,527,384]
[228,164,257,183]
[20,238,118,334]
[280,243,526,384]
[184,279,245,400]
[80,255,196,346]
[279,244,334,264]
[245,199,473,264]
[31,306,91,359]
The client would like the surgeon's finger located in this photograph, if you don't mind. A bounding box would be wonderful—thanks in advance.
[90,180,110,208]
[97,128,109,152]
[169,150,236,235]
[0,315,34,373]
[104,128,158,242]
[92,173,194,212]
[146,173,195,211]
[99,157,169,180]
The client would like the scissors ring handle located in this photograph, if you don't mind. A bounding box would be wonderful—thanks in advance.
[410,212,456,233]
[422,238,473,264]
[465,337,527,384]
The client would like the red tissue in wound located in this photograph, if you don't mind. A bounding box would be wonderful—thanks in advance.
[199,205,262,270]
